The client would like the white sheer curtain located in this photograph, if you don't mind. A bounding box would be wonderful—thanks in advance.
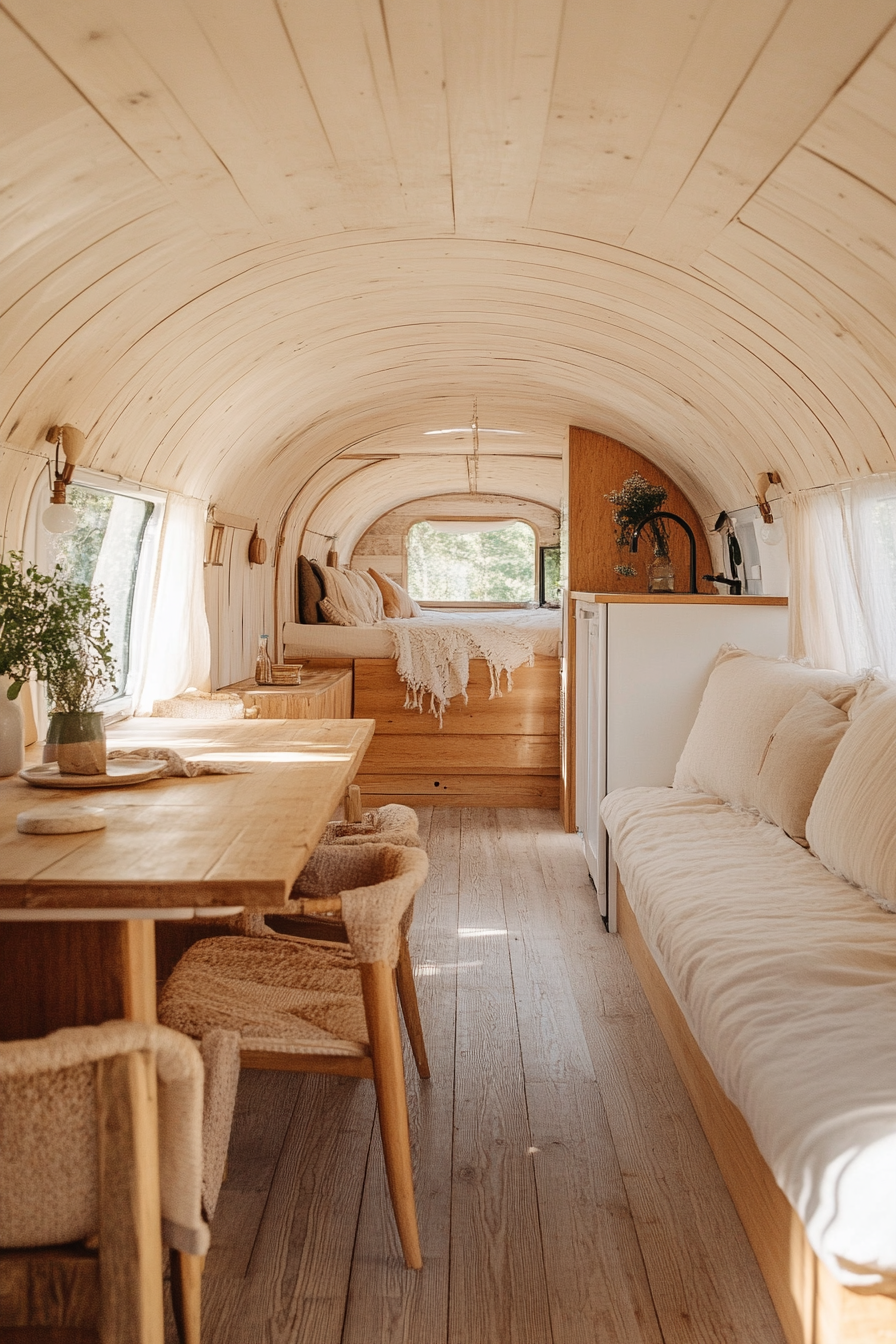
[786,473,896,677]
[135,493,211,713]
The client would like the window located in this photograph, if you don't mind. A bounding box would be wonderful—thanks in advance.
[539,545,561,606]
[406,520,536,602]
[32,473,165,714]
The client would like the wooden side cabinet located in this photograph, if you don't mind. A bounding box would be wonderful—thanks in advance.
[223,669,353,720]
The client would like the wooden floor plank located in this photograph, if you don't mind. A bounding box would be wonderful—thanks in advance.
[492,809,594,1084]
[560,917,785,1343]
[448,809,553,1344]
[527,1080,664,1344]
[341,807,460,1344]
[203,1071,303,1282]
[206,1073,377,1344]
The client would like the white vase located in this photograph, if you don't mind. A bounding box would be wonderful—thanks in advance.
[0,676,25,777]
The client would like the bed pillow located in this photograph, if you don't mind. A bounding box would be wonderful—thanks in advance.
[320,567,382,624]
[319,596,357,626]
[297,556,322,624]
[756,691,849,845]
[369,569,423,619]
[806,687,896,913]
[673,646,858,811]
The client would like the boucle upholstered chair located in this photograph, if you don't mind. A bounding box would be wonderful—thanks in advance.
[0,1020,233,1344]
[266,804,430,1079]
[158,842,430,1270]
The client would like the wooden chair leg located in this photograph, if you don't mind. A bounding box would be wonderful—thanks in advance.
[396,937,430,1079]
[170,1249,203,1344]
[344,783,363,822]
[96,1050,165,1344]
[360,961,423,1270]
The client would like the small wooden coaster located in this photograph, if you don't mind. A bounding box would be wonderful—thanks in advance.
[17,804,107,835]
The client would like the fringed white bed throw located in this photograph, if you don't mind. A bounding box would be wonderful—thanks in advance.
[383,617,538,723]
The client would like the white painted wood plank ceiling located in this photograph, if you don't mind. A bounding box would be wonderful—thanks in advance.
[1,0,895,548]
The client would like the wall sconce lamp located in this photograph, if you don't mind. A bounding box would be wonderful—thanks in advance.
[755,471,784,546]
[42,424,86,534]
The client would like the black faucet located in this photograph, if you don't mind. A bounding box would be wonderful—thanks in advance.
[630,511,698,594]
[703,573,742,596]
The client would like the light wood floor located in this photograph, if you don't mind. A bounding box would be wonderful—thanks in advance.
[190,808,785,1344]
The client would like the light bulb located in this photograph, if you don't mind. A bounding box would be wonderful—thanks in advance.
[42,502,78,534]
[759,518,784,546]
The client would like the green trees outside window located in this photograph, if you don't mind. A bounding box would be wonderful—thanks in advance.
[406,521,536,602]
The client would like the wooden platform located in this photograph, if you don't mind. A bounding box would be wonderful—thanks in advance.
[616,879,896,1344]
[193,808,786,1344]
[352,657,561,808]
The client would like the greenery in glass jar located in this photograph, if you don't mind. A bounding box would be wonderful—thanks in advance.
[0,552,116,710]
[605,473,669,577]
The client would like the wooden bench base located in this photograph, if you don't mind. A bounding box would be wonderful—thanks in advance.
[616,879,896,1344]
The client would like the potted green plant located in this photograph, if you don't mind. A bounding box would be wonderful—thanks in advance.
[605,472,671,589]
[0,552,116,775]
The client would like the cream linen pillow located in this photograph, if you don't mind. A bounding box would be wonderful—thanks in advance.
[806,687,896,913]
[369,569,423,619]
[673,647,857,811]
[756,691,849,845]
[321,567,383,624]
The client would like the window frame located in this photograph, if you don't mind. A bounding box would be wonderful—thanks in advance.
[26,466,167,724]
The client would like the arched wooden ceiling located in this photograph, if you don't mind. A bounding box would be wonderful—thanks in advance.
[2,0,896,552]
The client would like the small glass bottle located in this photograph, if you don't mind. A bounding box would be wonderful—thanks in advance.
[255,634,273,684]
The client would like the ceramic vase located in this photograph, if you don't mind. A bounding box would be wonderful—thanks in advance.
[0,676,25,777]
[45,711,107,775]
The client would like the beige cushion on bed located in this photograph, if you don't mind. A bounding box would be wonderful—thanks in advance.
[369,569,422,619]
[321,566,383,624]
[673,646,857,811]
[756,691,849,845]
[806,687,896,913]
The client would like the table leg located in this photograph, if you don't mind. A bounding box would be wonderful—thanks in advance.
[120,922,158,1024]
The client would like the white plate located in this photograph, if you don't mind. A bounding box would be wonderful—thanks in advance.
[19,760,168,789]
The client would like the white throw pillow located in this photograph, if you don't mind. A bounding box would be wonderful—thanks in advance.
[806,687,896,913]
[673,646,858,811]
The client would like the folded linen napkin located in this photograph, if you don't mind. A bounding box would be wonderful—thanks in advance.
[106,747,251,777]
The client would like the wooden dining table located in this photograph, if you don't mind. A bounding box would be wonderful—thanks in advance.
[0,716,374,1039]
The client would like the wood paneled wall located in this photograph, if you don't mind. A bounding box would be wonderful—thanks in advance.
[205,524,274,688]
[567,427,714,596]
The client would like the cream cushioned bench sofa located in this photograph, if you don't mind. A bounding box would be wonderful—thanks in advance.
[601,649,896,1344]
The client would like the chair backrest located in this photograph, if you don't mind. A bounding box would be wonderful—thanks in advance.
[0,1021,210,1256]
[324,803,421,848]
[291,842,429,965]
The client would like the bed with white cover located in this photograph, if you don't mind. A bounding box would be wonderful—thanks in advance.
[601,648,896,1344]
[281,606,561,661]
